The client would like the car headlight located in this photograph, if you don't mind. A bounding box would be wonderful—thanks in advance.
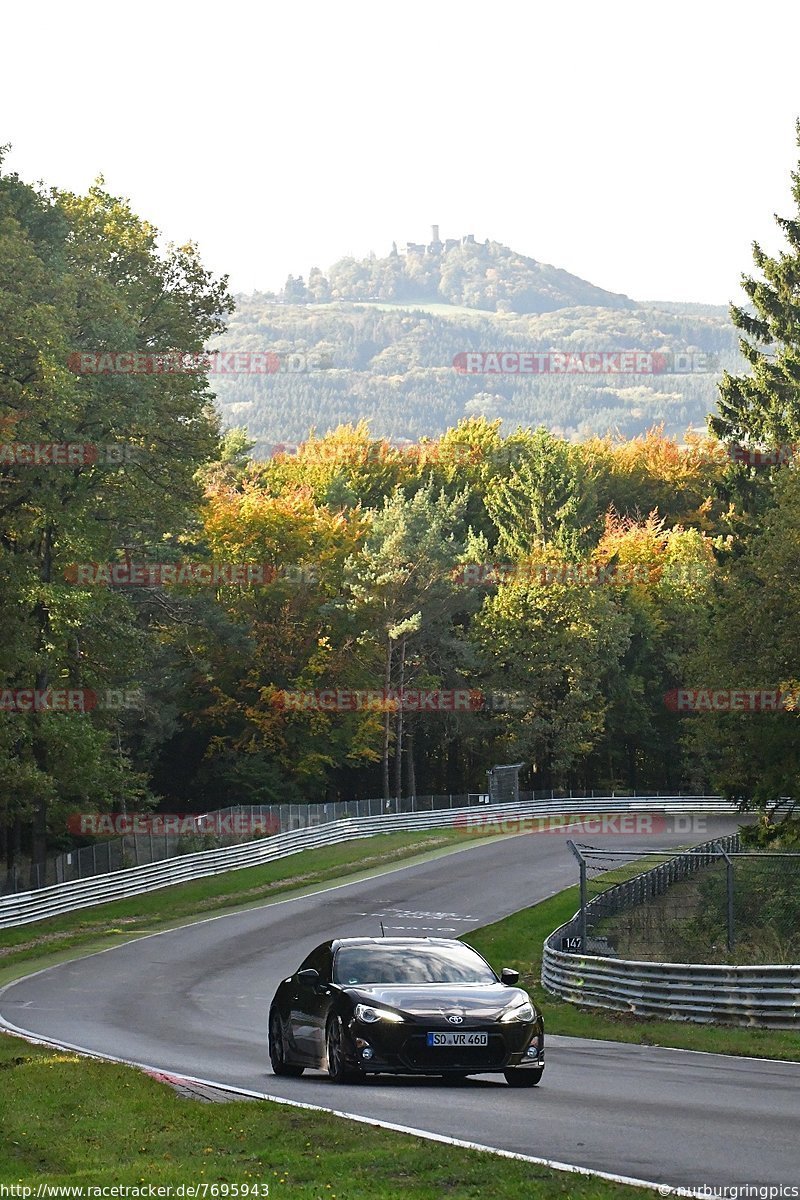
[500,1000,535,1023]
[354,1003,404,1024]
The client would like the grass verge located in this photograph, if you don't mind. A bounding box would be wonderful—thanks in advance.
[463,887,800,1062]
[0,1030,659,1195]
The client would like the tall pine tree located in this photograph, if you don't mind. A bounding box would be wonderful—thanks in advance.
[711,121,800,448]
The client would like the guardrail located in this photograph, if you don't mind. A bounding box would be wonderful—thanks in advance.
[541,835,800,1029]
[6,788,725,895]
[0,795,737,931]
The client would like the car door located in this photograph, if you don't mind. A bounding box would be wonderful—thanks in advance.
[288,945,332,1064]
[303,944,334,1066]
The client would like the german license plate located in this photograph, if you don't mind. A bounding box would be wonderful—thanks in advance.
[426,1031,488,1047]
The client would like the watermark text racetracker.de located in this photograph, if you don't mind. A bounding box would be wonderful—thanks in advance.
[452,350,716,375]
[727,443,795,467]
[68,349,332,374]
[64,562,319,587]
[452,560,711,588]
[0,443,145,467]
[453,561,651,587]
[266,439,481,465]
[0,688,143,713]
[665,689,800,712]
[455,811,710,836]
[66,812,280,837]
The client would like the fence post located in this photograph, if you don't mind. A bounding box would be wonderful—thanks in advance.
[716,840,735,952]
[566,840,587,951]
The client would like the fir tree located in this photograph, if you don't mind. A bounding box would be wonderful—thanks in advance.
[711,121,800,448]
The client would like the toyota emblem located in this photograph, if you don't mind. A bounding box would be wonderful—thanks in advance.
[447,1014,464,1024]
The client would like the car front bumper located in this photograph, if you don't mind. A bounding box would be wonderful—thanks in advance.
[345,1016,545,1076]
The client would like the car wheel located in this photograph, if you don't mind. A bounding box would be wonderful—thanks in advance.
[269,1009,304,1077]
[504,1067,543,1088]
[326,1015,358,1084]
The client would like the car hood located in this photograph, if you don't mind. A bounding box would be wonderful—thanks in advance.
[345,983,534,1019]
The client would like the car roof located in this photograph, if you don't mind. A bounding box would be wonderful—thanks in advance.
[329,936,465,950]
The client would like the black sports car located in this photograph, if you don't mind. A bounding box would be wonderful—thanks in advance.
[268,936,545,1087]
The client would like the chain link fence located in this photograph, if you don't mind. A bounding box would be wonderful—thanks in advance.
[1,787,717,895]
[2,795,466,894]
[565,838,800,965]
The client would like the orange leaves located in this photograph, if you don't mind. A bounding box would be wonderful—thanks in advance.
[594,508,715,592]
[201,479,362,570]
[584,426,728,532]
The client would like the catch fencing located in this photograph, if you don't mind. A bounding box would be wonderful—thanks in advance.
[0,794,733,929]
[2,789,723,895]
[542,836,800,1028]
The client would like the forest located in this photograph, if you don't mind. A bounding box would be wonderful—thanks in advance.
[212,282,744,450]
[2,149,800,875]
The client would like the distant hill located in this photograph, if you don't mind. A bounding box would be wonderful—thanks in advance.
[280,233,634,315]
[210,236,743,454]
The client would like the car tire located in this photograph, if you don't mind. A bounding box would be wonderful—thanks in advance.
[503,1067,543,1087]
[269,1009,304,1077]
[326,1015,358,1084]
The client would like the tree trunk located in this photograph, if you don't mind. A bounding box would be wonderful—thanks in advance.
[394,636,406,799]
[407,724,417,799]
[31,523,54,869]
[382,635,393,799]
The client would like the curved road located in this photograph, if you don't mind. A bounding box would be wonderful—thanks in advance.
[2,818,798,1190]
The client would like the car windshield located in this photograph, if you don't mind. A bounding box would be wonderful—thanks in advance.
[333,943,497,985]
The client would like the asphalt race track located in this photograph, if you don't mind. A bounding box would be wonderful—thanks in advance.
[2,817,799,1190]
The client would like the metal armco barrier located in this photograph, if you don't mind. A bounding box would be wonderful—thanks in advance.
[0,795,733,929]
[542,835,800,1029]
[7,788,725,894]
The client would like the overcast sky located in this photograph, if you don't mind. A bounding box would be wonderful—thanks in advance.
[3,0,799,305]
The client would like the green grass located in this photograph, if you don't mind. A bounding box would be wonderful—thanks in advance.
[0,1031,656,1195]
[463,888,800,1062]
[0,831,472,983]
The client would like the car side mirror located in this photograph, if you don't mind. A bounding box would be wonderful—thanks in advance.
[297,968,322,990]
[500,968,520,985]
